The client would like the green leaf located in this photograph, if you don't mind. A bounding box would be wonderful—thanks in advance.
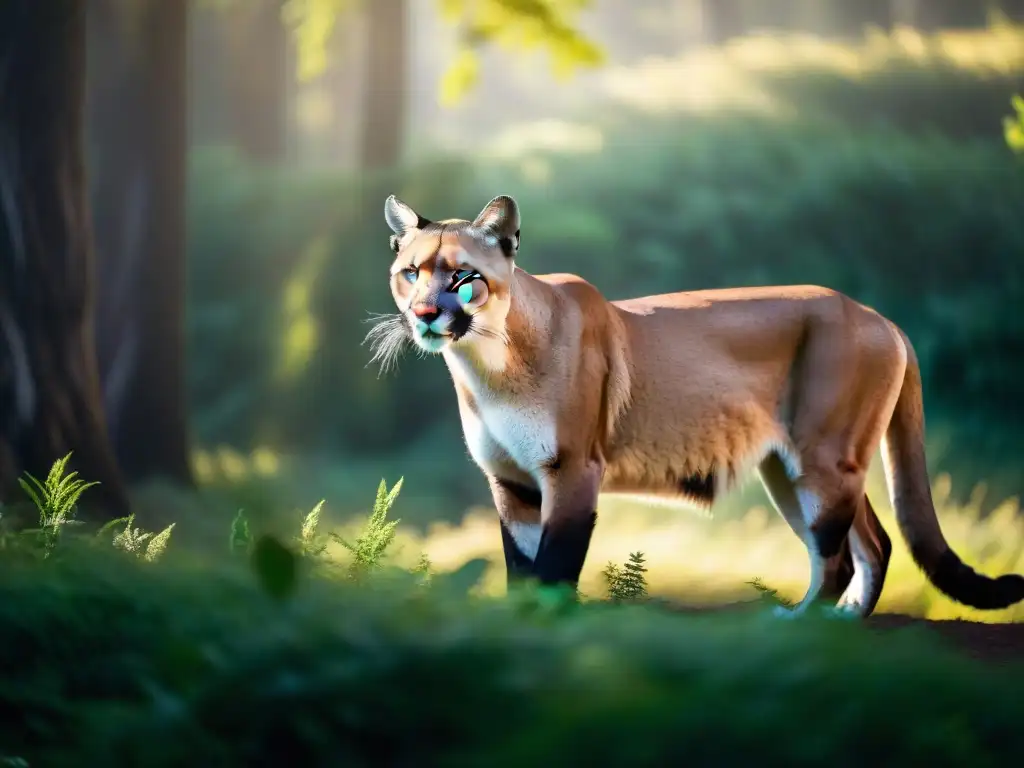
[440,47,481,106]
[301,500,325,544]
[230,509,252,555]
[145,523,176,563]
[96,515,133,540]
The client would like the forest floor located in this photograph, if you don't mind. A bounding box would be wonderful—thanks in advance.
[866,613,1024,665]
[662,599,1024,665]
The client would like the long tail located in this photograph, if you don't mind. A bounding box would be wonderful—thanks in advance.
[881,328,1024,610]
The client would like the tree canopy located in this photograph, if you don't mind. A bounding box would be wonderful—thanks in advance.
[280,0,604,101]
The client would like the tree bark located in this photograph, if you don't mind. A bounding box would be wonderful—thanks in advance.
[360,0,407,170]
[86,0,193,486]
[0,0,130,521]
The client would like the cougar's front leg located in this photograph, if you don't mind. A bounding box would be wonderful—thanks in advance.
[531,459,603,590]
[487,475,543,585]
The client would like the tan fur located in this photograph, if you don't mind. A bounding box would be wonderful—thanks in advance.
[375,194,1024,616]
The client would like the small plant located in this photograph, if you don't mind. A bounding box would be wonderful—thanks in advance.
[332,477,403,580]
[108,514,176,563]
[18,452,96,556]
[747,577,794,609]
[411,552,433,587]
[229,509,252,556]
[297,499,329,559]
[603,551,649,602]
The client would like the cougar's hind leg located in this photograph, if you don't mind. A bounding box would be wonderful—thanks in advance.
[836,493,893,617]
[759,450,863,616]
[759,452,855,604]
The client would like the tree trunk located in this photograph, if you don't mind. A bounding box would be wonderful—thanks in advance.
[222,0,289,163]
[360,0,407,170]
[0,0,130,521]
[86,0,193,487]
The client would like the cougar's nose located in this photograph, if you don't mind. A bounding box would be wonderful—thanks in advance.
[412,305,441,325]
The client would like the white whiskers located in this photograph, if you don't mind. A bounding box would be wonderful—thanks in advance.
[362,313,412,377]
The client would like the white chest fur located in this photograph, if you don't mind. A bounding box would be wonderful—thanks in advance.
[459,397,557,483]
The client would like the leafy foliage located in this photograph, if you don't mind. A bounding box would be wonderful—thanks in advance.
[332,477,403,579]
[280,0,603,99]
[16,453,97,556]
[1,517,1023,766]
[1006,94,1024,152]
[4,457,1024,763]
[229,508,252,556]
[602,551,649,601]
[435,0,604,104]
[747,576,795,609]
[297,498,329,558]
[110,514,176,563]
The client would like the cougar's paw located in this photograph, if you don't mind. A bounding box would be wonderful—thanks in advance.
[770,604,802,620]
[821,603,863,622]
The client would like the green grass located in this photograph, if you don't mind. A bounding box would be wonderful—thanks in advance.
[1,457,1023,765]
[2,536,1023,766]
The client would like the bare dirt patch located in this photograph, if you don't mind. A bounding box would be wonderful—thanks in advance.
[866,613,1024,666]
[655,598,1024,666]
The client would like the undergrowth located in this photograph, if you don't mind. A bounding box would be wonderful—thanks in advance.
[1,455,1023,765]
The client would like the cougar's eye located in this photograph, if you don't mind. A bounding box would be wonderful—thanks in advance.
[451,269,480,289]
[400,266,418,283]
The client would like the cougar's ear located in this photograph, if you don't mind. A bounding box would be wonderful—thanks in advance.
[472,194,520,258]
[384,195,431,252]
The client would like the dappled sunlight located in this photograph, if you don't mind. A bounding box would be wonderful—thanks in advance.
[181,442,1024,623]
[191,444,286,484]
[599,24,1024,115]
[276,236,331,383]
[402,468,1024,622]
[482,118,605,160]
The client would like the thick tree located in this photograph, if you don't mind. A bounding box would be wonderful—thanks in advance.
[87,0,193,486]
[0,0,130,520]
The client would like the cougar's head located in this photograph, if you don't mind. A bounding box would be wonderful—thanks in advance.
[378,194,520,357]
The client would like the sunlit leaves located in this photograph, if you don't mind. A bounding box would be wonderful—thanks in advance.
[439,0,605,102]
[279,0,604,101]
[440,46,481,106]
[1005,94,1024,153]
[281,0,358,82]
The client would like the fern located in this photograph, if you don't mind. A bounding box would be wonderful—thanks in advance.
[332,477,403,579]
[143,522,176,562]
[17,452,98,556]
[111,513,176,563]
[747,577,794,609]
[297,499,329,559]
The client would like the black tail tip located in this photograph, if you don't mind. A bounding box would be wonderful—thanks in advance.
[931,549,1024,610]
